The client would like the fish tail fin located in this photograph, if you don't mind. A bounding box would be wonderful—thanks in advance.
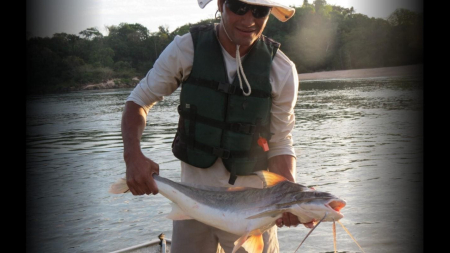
[109,178,130,194]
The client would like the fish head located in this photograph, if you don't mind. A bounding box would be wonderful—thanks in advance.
[289,191,346,223]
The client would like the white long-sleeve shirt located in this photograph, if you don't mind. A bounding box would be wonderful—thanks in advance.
[127,30,299,188]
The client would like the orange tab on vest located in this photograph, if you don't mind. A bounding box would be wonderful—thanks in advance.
[257,136,269,151]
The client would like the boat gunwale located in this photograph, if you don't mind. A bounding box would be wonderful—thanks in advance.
[110,238,172,253]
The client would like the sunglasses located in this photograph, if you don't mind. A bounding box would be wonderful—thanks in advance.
[225,0,272,19]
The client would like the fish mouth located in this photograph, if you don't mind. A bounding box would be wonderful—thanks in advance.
[326,199,346,218]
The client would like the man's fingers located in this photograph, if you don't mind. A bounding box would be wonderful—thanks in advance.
[128,181,145,195]
[290,213,300,227]
[276,213,304,228]
[128,185,138,195]
[146,177,159,195]
[125,157,160,195]
[147,160,159,194]
[282,213,292,227]
[276,212,315,229]
[303,221,315,228]
[126,178,140,195]
[276,218,283,227]
[126,173,156,195]
[287,213,300,227]
[152,162,160,175]
[143,184,152,195]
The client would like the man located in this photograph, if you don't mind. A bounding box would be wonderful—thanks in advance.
[121,0,313,252]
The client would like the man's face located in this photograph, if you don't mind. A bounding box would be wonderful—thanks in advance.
[219,0,270,47]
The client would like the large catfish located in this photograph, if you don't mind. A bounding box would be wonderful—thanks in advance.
[109,170,346,253]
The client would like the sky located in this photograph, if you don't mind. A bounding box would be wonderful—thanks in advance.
[26,0,423,38]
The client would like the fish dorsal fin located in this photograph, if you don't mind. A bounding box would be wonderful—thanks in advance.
[253,171,288,188]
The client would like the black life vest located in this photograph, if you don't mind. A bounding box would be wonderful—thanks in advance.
[172,23,280,184]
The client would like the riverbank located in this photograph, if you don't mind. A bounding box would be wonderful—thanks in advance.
[298,64,423,81]
[80,77,141,90]
[80,64,423,90]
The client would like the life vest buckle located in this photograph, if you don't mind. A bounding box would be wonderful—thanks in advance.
[218,82,236,94]
[231,123,256,134]
[213,147,231,159]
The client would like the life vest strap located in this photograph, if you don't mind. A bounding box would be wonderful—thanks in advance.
[185,76,271,98]
[177,132,265,159]
[178,105,265,135]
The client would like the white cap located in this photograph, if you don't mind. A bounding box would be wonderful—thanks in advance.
[198,0,295,22]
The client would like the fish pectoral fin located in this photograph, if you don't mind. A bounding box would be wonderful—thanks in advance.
[246,209,289,219]
[232,232,250,253]
[241,232,264,253]
[232,230,264,253]
[166,203,193,220]
[109,178,130,194]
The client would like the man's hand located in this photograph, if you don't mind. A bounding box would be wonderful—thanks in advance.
[268,155,315,229]
[125,152,159,195]
[275,213,315,228]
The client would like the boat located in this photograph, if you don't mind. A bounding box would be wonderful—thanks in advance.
[111,233,171,253]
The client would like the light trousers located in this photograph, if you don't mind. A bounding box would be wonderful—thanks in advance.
[170,220,279,253]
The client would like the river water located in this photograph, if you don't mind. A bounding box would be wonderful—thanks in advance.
[26,76,423,253]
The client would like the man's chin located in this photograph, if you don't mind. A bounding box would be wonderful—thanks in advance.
[234,38,257,48]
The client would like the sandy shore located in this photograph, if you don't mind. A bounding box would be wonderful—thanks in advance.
[81,77,140,90]
[298,64,423,81]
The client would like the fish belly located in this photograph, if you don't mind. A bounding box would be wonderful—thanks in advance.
[157,181,279,235]
[157,182,250,235]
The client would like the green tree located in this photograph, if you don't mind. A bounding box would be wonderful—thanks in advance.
[26,43,63,93]
[386,9,423,65]
[26,4,423,94]
[79,27,103,40]
[105,23,151,69]
[90,47,115,68]
[387,8,419,26]
[313,0,327,12]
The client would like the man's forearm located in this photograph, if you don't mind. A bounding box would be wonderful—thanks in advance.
[268,155,297,182]
[121,101,160,195]
[121,101,148,161]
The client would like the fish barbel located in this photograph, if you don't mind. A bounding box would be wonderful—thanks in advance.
[109,170,346,253]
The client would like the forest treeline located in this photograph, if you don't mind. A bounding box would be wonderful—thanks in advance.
[26,0,423,94]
